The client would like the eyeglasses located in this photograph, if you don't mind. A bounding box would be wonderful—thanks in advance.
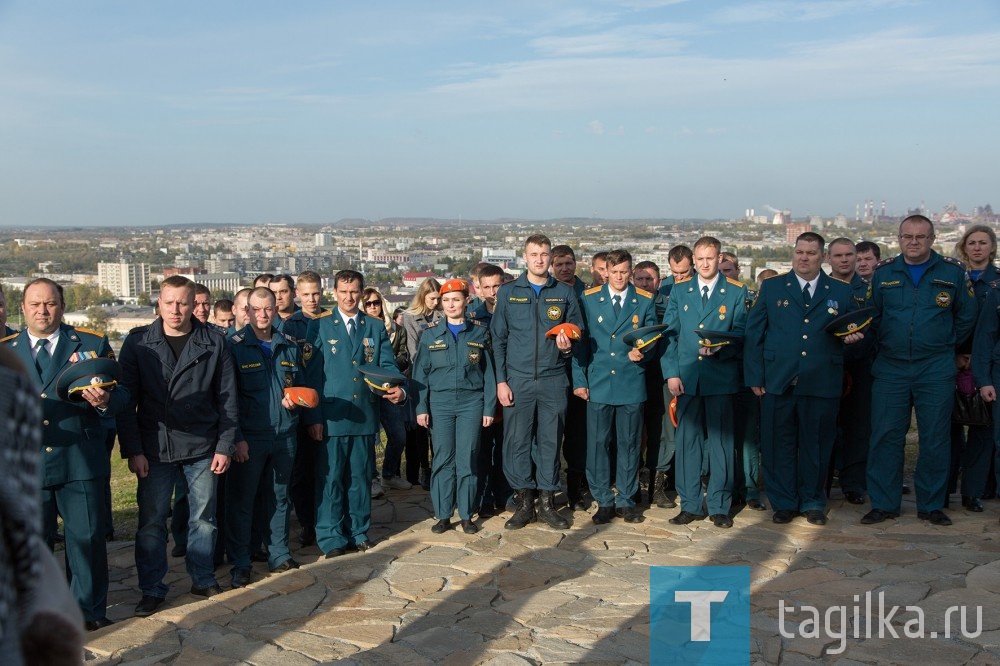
[899,234,931,242]
[364,300,382,307]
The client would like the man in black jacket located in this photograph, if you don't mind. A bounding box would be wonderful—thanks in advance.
[117,275,239,617]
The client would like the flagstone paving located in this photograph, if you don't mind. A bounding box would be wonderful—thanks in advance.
[85,488,1000,664]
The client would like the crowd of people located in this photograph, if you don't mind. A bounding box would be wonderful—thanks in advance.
[3,213,999,633]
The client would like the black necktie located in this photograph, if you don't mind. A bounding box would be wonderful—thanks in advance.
[612,294,622,316]
[35,338,51,376]
[803,283,811,305]
[347,318,357,343]
[702,285,709,306]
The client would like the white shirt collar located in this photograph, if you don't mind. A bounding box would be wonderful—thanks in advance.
[27,330,60,357]
[697,273,720,295]
[794,273,819,292]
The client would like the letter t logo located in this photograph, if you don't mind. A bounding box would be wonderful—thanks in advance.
[675,591,729,641]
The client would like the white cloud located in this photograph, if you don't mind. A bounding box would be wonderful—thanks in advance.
[588,120,606,134]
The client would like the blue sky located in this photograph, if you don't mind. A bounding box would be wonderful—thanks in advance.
[1,1,998,227]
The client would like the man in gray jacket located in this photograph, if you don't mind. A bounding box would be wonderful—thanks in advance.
[117,275,239,617]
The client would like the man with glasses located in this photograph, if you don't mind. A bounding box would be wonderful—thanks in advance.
[862,215,977,526]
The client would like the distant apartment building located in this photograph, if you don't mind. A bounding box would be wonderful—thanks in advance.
[173,272,242,294]
[402,271,439,289]
[98,262,151,299]
[482,248,518,268]
[784,223,813,244]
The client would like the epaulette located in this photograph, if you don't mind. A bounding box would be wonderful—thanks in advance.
[230,333,244,343]
[74,326,104,338]
[725,277,744,288]
[942,256,968,271]
[675,275,694,284]
[315,310,334,318]
[828,275,850,285]
[874,256,896,271]
[281,331,298,343]
[634,287,652,298]
[468,318,487,327]
[0,332,17,344]
[584,286,602,296]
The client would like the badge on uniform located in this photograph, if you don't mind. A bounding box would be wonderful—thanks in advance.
[284,372,294,387]
[328,339,338,355]
[468,348,481,365]
[547,305,562,320]
[69,351,98,362]
[718,305,726,321]
[827,299,839,315]
[683,304,688,311]
[363,337,375,363]
[597,315,604,323]
[303,342,314,362]
[632,314,639,330]
[936,292,952,307]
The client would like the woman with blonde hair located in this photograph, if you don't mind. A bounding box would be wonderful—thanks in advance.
[362,287,411,493]
[952,225,1000,509]
[402,277,442,488]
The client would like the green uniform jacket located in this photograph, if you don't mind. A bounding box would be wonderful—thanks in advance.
[743,272,857,398]
[662,276,749,396]
[572,284,657,405]
[303,310,400,436]
[490,273,583,383]
[971,279,1000,388]
[412,318,497,418]
[869,251,977,363]
[2,324,129,486]
[229,325,302,440]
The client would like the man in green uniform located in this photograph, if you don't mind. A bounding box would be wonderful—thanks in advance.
[3,278,129,630]
[862,215,977,526]
[662,237,748,528]
[491,234,583,530]
[303,269,406,557]
[745,233,863,526]
[573,249,657,523]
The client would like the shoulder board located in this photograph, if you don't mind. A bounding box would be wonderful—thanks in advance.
[989,279,1000,290]
[725,277,744,287]
[675,275,694,284]
[468,319,487,328]
[584,286,602,296]
[231,334,244,343]
[634,287,652,298]
[282,331,298,343]
[942,256,968,270]
[828,275,850,285]
[874,256,896,270]
[315,310,334,319]
[74,327,104,338]
[757,273,779,283]
[0,332,17,344]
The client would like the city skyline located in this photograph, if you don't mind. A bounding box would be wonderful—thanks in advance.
[2,1,998,227]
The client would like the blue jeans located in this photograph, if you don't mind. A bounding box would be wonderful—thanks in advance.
[380,399,408,479]
[136,455,219,597]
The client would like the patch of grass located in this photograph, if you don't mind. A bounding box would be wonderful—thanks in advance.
[109,442,139,540]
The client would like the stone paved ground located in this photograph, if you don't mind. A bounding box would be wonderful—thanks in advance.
[84,487,1000,664]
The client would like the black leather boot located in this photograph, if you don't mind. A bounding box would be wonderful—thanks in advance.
[537,490,569,529]
[504,489,536,529]
[652,471,676,508]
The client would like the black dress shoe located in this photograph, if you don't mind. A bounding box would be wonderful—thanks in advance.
[134,594,165,617]
[190,583,225,598]
[250,549,270,563]
[710,514,733,528]
[171,543,187,558]
[324,547,346,559]
[269,559,300,573]
[803,510,827,525]
[431,519,452,534]
[962,496,984,512]
[617,506,644,523]
[772,510,795,524]
[747,499,767,511]
[592,506,615,525]
[298,526,316,546]
[355,540,375,552]
[461,519,479,534]
[860,509,898,525]
[231,568,252,589]
[85,617,115,631]
[669,511,706,525]
[917,510,953,526]
[843,491,866,505]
